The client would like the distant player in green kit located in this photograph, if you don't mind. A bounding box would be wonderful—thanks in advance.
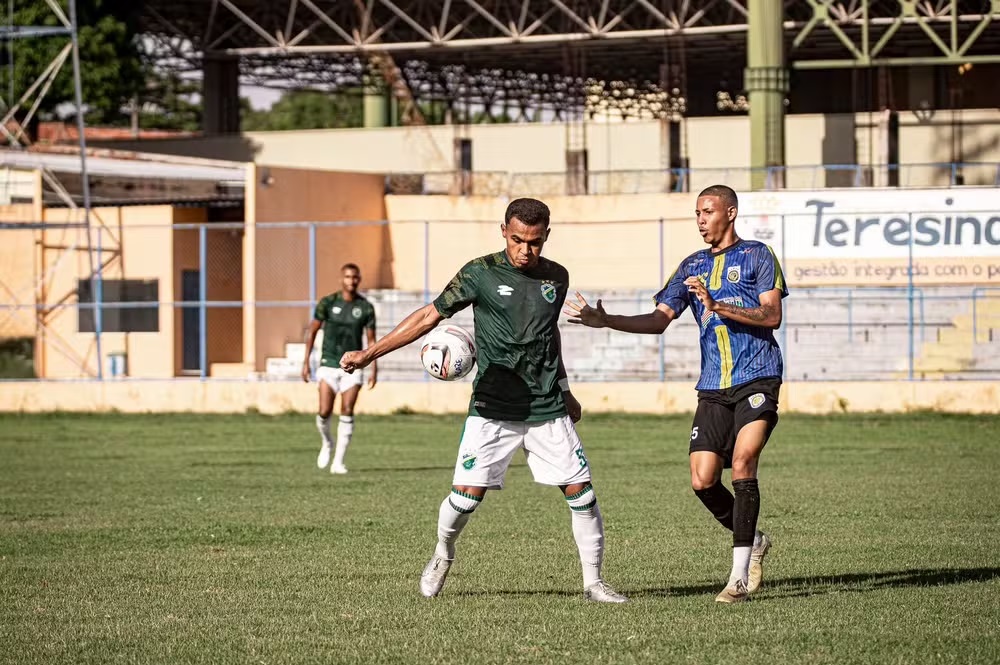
[340,198,627,603]
[302,263,377,475]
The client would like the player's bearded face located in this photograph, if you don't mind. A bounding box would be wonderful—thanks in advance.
[695,195,736,246]
[502,218,549,270]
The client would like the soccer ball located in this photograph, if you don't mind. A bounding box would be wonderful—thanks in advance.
[420,324,476,381]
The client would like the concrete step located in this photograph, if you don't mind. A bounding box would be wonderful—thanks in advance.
[285,342,307,363]
[265,357,300,379]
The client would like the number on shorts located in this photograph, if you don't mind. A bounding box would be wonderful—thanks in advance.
[575,449,589,469]
[690,426,699,441]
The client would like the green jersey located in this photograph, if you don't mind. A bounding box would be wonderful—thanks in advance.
[433,251,569,422]
[313,292,376,367]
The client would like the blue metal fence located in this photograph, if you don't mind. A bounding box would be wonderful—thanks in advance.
[2,219,999,381]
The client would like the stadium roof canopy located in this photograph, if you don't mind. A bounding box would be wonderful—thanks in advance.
[0,149,246,209]
[140,0,1000,88]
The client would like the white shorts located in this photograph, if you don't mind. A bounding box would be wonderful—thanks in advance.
[315,365,364,393]
[452,415,592,489]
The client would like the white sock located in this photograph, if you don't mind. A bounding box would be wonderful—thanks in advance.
[316,415,333,447]
[730,546,752,585]
[435,489,482,560]
[565,485,604,588]
[753,530,763,549]
[333,416,354,467]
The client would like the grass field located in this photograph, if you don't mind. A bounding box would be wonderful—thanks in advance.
[2,411,998,664]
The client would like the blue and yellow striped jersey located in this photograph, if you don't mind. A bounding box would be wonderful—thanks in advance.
[655,239,788,391]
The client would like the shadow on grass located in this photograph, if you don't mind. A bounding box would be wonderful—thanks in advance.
[450,568,1000,601]
[358,466,456,474]
[635,567,1000,600]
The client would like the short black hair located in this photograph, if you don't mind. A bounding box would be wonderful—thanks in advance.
[341,263,360,273]
[698,184,739,210]
[504,197,550,228]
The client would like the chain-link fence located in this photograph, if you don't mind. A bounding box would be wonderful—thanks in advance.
[2,219,999,381]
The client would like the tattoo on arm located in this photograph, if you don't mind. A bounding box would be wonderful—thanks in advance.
[715,301,771,322]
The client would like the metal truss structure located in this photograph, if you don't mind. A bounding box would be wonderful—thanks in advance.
[0,1,104,377]
[141,1,1000,118]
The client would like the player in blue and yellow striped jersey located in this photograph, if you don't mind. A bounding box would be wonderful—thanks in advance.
[565,184,787,604]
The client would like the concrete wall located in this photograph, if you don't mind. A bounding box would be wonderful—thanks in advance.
[251,166,389,372]
[97,110,1000,190]
[0,204,41,338]
[1,380,997,415]
[38,205,178,379]
[384,193,706,292]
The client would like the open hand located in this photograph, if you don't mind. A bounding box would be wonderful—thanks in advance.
[564,391,582,423]
[563,292,608,328]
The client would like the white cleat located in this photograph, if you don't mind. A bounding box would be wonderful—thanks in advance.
[330,463,348,475]
[419,555,453,598]
[317,446,331,469]
[747,531,772,594]
[583,581,629,604]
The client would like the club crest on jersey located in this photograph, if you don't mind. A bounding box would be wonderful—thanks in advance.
[540,283,557,303]
[727,266,741,284]
[748,393,765,409]
[352,306,363,318]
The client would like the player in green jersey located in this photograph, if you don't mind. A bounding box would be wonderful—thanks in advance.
[302,263,377,474]
[340,198,627,603]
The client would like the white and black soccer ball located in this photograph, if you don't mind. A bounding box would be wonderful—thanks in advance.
[420,324,476,381]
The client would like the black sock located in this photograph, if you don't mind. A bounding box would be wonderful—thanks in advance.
[731,478,760,548]
[694,481,734,531]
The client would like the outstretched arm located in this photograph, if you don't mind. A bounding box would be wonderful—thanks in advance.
[341,304,443,372]
[684,278,783,329]
[365,327,378,388]
[564,292,677,334]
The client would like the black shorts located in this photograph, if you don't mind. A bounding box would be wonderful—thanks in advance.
[689,377,781,468]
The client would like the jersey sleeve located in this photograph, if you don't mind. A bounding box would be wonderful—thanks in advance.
[313,296,329,322]
[433,261,479,318]
[755,245,789,298]
[364,303,376,331]
[654,263,690,316]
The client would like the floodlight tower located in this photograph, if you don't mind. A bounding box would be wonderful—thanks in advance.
[0,0,99,377]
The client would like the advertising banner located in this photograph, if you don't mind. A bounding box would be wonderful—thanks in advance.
[736,188,1000,286]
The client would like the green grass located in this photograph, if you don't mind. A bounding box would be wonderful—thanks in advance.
[1,411,998,664]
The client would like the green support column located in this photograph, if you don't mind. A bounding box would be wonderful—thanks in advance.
[746,0,788,190]
[363,87,389,128]
[363,70,398,128]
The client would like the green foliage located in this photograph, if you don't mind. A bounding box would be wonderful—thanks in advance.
[0,0,143,125]
[1,412,998,664]
[0,336,34,378]
[242,90,364,131]
[137,71,200,132]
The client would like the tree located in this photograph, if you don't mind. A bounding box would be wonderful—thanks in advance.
[0,0,143,127]
[136,71,201,132]
[241,90,364,131]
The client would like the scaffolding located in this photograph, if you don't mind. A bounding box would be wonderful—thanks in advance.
[0,0,100,377]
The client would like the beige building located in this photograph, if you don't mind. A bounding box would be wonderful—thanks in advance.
[93,109,1000,191]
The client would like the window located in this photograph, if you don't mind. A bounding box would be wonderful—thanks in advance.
[78,279,159,333]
